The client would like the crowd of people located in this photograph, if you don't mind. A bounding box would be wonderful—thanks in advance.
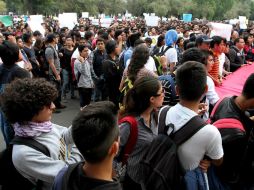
[0,16,254,190]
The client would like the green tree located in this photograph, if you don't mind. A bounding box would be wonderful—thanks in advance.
[0,0,6,13]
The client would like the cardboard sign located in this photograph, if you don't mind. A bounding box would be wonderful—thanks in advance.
[239,16,247,29]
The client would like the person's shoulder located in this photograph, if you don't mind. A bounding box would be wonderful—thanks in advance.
[198,124,221,137]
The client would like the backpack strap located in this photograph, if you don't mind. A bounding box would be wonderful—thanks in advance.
[158,105,171,134]
[209,97,227,123]
[172,115,207,146]
[118,116,138,165]
[10,136,50,189]
[10,136,50,157]
[62,163,80,190]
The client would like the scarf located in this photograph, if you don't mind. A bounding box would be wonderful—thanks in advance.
[13,121,53,137]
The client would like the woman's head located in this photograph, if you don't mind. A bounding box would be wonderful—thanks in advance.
[128,44,150,83]
[201,50,214,72]
[122,76,164,116]
[0,78,58,124]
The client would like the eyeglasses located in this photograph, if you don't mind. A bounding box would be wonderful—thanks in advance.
[155,88,165,97]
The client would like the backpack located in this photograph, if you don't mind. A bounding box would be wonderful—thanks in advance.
[208,97,248,185]
[152,46,171,75]
[209,97,247,147]
[158,75,179,106]
[138,106,206,190]
[115,116,138,180]
[117,50,126,77]
[0,136,50,190]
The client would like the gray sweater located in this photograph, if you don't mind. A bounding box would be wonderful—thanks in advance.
[12,124,83,190]
[74,58,98,88]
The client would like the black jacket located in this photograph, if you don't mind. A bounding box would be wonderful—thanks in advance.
[228,46,245,72]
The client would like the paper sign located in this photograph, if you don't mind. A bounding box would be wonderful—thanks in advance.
[100,18,112,28]
[145,16,159,27]
[239,16,247,29]
[91,19,99,26]
[183,14,192,22]
[0,15,13,27]
[208,22,233,41]
[27,15,45,36]
[59,13,77,29]
[82,12,89,18]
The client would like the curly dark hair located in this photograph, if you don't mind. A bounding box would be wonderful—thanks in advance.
[0,78,58,123]
[127,44,150,83]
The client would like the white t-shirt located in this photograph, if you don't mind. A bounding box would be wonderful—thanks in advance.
[202,76,220,121]
[218,53,225,77]
[125,56,157,73]
[160,45,178,64]
[164,103,223,171]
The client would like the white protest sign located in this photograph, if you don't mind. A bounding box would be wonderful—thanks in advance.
[82,12,89,18]
[27,15,45,36]
[208,22,232,41]
[91,19,99,26]
[100,18,113,28]
[239,16,247,29]
[59,13,78,29]
[145,16,159,27]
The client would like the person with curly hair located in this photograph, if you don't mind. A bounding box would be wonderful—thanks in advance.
[0,78,83,190]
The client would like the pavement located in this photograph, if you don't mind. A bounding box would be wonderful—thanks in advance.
[0,95,80,151]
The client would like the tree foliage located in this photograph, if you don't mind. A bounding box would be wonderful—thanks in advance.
[3,0,254,20]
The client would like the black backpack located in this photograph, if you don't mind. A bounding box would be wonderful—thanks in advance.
[138,106,206,190]
[0,136,50,190]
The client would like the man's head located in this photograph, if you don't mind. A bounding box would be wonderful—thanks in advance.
[3,32,16,44]
[22,32,33,45]
[72,101,119,164]
[231,30,239,40]
[176,61,207,102]
[210,36,226,54]
[181,47,205,65]
[195,35,212,50]
[242,73,254,100]
[78,44,90,59]
[235,37,245,50]
[45,33,57,44]
[105,40,118,55]
[0,41,20,66]
[96,38,105,51]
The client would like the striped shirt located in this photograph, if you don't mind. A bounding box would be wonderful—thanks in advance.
[117,114,158,183]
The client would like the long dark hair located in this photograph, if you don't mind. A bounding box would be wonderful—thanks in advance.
[121,76,160,117]
[127,44,149,83]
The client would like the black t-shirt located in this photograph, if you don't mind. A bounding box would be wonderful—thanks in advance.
[53,162,122,190]
[59,47,73,71]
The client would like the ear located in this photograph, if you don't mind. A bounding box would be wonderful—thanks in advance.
[108,137,120,156]
[150,96,156,104]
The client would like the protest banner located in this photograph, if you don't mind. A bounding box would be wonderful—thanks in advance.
[0,15,13,27]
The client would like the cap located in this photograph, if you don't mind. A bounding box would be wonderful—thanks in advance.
[195,35,212,45]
